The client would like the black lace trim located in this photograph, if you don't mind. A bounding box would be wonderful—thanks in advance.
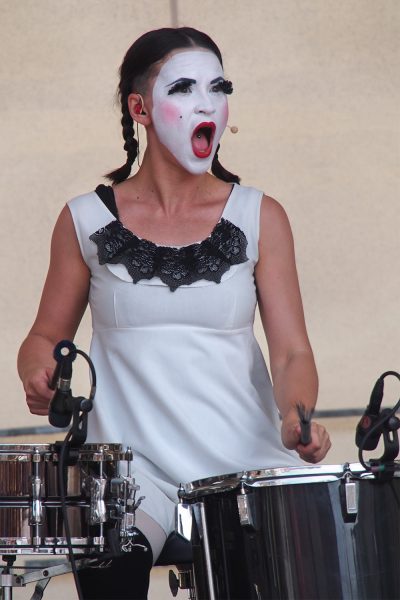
[89,218,248,291]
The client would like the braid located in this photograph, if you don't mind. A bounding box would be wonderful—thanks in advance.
[211,145,240,184]
[105,94,139,184]
[121,103,138,166]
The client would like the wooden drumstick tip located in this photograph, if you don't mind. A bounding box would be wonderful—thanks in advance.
[227,125,239,134]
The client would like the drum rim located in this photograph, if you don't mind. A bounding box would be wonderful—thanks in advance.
[179,462,387,498]
[0,443,51,451]
[0,443,52,461]
[0,442,124,461]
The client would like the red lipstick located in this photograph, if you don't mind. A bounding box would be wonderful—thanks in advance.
[191,122,216,158]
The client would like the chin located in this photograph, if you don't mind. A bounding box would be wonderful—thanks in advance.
[178,152,215,176]
[184,162,213,175]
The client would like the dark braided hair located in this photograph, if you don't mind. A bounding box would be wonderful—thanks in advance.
[212,145,240,185]
[106,27,240,184]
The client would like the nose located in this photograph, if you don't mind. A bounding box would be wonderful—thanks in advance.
[194,91,216,115]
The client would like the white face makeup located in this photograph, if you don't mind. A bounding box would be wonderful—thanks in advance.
[151,50,230,175]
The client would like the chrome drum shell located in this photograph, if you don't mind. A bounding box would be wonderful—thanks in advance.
[0,443,124,554]
[181,463,400,599]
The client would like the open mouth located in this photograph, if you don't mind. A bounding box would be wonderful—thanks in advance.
[191,122,216,158]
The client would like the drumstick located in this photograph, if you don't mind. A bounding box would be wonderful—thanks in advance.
[296,403,314,445]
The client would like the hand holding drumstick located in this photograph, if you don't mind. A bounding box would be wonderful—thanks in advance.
[281,404,331,463]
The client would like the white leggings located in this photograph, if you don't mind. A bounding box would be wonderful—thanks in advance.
[135,508,168,564]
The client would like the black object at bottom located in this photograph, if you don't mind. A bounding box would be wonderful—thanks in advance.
[189,473,400,599]
[155,531,193,566]
[78,531,153,600]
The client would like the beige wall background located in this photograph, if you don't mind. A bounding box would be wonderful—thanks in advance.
[0,0,399,597]
[1,0,399,457]
[0,0,400,462]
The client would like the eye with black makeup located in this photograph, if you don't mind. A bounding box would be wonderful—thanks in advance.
[167,78,234,96]
[167,80,193,95]
[211,79,233,95]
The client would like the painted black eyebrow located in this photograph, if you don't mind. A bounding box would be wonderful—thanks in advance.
[167,76,224,87]
[166,77,196,88]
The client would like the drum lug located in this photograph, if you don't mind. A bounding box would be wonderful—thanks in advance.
[345,479,358,515]
[30,477,43,525]
[119,478,145,549]
[340,472,359,521]
[88,476,107,524]
[237,485,254,528]
[30,448,43,547]
[110,448,145,551]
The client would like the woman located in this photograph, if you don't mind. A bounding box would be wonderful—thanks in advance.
[18,27,331,599]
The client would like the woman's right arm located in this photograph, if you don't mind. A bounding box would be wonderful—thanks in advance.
[17,205,90,415]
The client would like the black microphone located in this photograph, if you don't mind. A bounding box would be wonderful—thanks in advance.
[355,377,384,450]
[48,340,77,428]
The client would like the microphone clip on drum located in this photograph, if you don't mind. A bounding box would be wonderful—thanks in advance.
[355,377,385,451]
[48,340,96,447]
[356,371,400,479]
[49,340,77,428]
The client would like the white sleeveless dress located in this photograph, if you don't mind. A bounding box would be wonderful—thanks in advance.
[68,183,302,534]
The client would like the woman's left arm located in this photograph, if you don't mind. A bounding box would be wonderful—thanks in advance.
[255,195,331,463]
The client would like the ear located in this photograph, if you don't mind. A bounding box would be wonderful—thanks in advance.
[128,93,151,125]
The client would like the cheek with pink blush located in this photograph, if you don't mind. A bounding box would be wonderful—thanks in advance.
[158,101,183,124]
[221,102,229,125]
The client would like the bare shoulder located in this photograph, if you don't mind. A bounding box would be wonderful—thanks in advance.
[46,204,90,293]
[259,194,294,253]
[48,203,89,286]
[53,203,78,233]
[260,193,290,225]
[50,204,85,260]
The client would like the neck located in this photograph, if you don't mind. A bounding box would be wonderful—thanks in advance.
[130,136,216,215]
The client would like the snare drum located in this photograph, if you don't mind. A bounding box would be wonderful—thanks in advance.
[180,464,400,599]
[0,443,126,555]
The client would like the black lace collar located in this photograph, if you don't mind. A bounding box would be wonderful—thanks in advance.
[89,192,248,292]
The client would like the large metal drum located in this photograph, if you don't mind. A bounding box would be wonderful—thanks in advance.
[180,463,400,599]
[0,443,125,554]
